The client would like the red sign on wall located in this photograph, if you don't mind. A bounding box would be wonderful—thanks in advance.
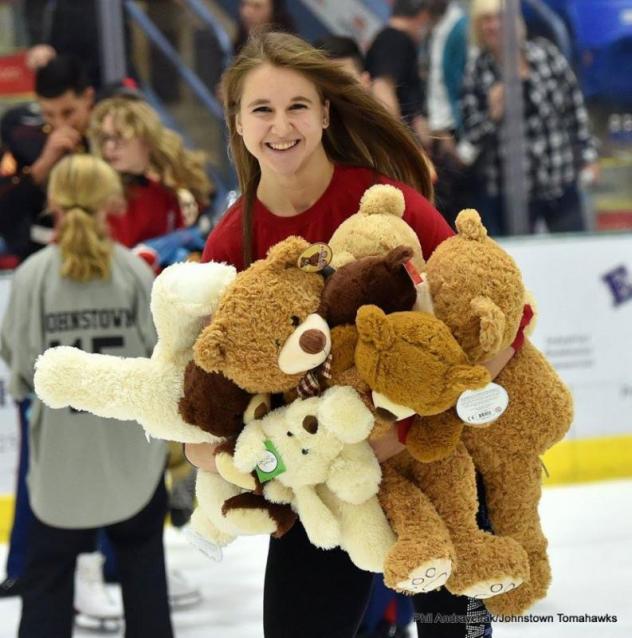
[0,50,34,97]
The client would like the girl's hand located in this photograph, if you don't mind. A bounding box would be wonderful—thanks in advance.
[184,442,219,472]
[369,423,406,463]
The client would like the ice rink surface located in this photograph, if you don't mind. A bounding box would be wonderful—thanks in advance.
[1,479,630,637]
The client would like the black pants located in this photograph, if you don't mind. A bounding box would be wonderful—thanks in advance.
[264,527,490,638]
[19,479,173,638]
[264,477,493,638]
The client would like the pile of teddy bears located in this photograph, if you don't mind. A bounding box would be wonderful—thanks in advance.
[34,185,573,614]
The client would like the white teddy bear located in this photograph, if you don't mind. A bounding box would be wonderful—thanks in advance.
[232,385,396,573]
[33,260,280,549]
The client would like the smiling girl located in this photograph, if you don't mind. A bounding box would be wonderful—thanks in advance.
[187,32,496,638]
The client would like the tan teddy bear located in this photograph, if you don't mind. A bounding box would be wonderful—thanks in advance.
[328,184,425,271]
[412,210,574,614]
[193,236,332,394]
[350,306,530,598]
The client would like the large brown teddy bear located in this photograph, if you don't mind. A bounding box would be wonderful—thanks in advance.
[330,306,530,597]
[410,210,574,614]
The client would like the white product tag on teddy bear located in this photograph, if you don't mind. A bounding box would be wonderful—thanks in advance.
[456,382,509,426]
[182,526,223,562]
[256,440,287,483]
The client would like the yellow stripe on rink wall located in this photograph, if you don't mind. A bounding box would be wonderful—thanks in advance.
[0,435,630,543]
[542,434,632,485]
[0,495,14,544]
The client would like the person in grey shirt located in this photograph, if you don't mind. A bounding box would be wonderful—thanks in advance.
[1,154,173,638]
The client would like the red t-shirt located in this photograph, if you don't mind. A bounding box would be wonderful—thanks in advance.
[202,165,453,269]
[109,178,184,248]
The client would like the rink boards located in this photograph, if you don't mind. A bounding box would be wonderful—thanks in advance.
[0,232,631,540]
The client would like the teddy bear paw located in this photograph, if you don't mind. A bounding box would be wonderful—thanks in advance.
[222,506,278,536]
[395,558,452,594]
[461,576,523,600]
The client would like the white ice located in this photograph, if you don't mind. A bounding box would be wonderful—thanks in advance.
[1,479,630,637]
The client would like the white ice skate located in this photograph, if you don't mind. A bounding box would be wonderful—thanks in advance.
[74,552,122,633]
[167,568,202,610]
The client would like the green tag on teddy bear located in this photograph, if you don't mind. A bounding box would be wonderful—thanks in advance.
[256,440,286,483]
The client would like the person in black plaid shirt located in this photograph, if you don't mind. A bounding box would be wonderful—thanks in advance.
[459,0,598,236]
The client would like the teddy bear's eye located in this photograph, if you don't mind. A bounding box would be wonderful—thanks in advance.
[291,315,301,327]
[301,449,309,455]
[286,431,293,437]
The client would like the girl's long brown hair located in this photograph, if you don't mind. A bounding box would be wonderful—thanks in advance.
[221,31,434,267]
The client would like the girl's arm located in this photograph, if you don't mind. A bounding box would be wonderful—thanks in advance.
[184,442,219,472]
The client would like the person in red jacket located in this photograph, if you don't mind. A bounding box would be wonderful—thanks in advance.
[187,32,511,638]
[88,96,213,248]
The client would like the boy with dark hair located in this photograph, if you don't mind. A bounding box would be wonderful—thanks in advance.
[30,55,95,185]
[0,56,94,261]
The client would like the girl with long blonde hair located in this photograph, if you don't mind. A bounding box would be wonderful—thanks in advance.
[2,154,173,638]
[48,153,120,281]
[183,31,483,638]
[89,96,214,248]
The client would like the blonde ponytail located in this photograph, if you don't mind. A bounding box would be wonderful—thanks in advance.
[58,206,112,282]
[48,155,122,282]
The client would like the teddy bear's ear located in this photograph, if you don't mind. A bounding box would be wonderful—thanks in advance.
[193,321,228,372]
[266,236,311,270]
[446,364,491,394]
[244,393,271,424]
[470,295,506,355]
[455,209,488,242]
[355,305,394,351]
[384,245,414,271]
[358,184,405,218]
[330,250,356,269]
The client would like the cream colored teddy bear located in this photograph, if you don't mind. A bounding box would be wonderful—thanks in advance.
[232,385,398,574]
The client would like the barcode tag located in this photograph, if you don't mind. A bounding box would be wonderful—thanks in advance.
[456,382,509,426]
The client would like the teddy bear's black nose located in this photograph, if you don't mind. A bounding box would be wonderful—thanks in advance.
[302,415,318,434]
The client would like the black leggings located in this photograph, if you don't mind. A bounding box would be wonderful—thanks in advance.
[18,479,173,638]
[264,523,490,638]
[264,476,493,638]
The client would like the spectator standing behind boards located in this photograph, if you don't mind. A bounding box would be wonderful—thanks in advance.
[89,97,214,251]
[366,0,448,149]
[234,0,296,54]
[460,0,599,236]
[426,1,478,227]
[24,0,135,89]
[427,1,468,138]
[0,154,173,638]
